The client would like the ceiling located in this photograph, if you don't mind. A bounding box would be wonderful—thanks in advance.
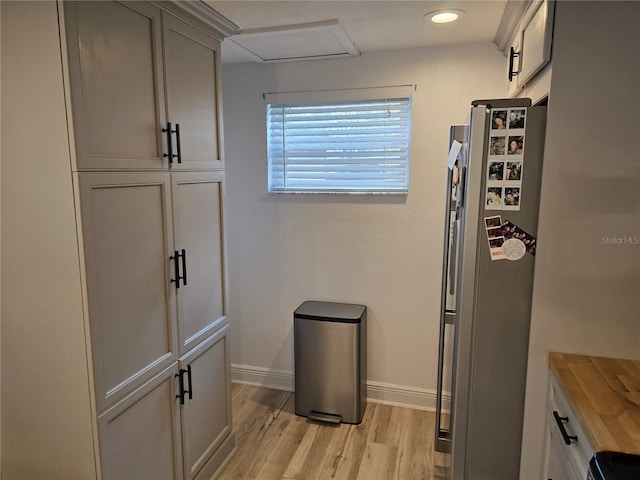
[205,1,511,64]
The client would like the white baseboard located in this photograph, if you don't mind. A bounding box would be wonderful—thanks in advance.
[231,364,294,392]
[231,363,450,412]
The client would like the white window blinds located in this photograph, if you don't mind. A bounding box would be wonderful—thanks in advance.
[265,86,412,193]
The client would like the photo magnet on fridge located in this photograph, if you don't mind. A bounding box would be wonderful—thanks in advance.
[499,220,537,256]
[484,215,506,260]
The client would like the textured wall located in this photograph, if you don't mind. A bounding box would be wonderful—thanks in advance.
[520,2,640,479]
[221,43,505,404]
[1,1,96,477]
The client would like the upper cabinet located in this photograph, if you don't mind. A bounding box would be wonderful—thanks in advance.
[163,14,223,170]
[518,0,554,87]
[64,2,166,169]
[498,0,555,96]
[63,1,230,171]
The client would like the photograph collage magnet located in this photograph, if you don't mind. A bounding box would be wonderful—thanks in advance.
[483,215,538,261]
[484,215,506,260]
[486,108,527,211]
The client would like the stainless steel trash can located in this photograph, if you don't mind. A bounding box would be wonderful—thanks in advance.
[294,300,367,424]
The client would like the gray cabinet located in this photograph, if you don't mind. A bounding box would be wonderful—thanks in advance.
[64,1,167,170]
[172,172,227,354]
[98,365,184,480]
[78,173,179,412]
[504,0,555,95]
[1,1,236,477]
[179,327,233,480]
[97,327,233,480]
[62,1,236,478]
[163,14,224,170]
[64,1,226,171]
[543,372,594,480]
[77,169,233,478]
[518,0,554,87]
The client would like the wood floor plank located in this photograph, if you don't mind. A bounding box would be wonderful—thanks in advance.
[242,394,303,479]
[395,407,434,480]
[281,422,320,479]
[330,404,376,480]
[313,420,352,480]
[367,402,404,446]
[282,422,346,480]
[355,442,399,480]
[218,387,291,479]
[253,414,309,479]
[218,384,451,480]
[232,386,289,446]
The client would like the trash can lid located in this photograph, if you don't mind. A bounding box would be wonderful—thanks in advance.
[294,301,366,323]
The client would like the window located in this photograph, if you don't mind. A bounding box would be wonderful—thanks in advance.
[265,86,412,194]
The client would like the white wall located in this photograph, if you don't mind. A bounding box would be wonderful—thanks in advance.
[221,43,505,406]
[1,2,96,477]
[520,2,640,479]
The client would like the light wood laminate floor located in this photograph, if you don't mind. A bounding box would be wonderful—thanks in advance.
[217,384,450,480]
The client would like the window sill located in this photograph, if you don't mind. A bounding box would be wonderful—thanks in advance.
[268,190,409,196]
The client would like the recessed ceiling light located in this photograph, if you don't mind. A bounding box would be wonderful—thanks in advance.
[425,9,466,24]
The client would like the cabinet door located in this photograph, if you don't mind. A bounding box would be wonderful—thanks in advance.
[163,13,223,170]
[78,173,178,412]
[98,365,183,480]
[179,326,233,480]
[171,172,227,354]
[64,1,167,170]
[517,0,554,89]
[545,414,563,480]
[546,410,578,480]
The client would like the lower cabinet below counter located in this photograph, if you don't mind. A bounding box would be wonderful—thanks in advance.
[544,371,594,480]
[98,325,234,480]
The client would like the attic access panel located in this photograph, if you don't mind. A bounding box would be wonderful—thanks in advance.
[226,19,360,63]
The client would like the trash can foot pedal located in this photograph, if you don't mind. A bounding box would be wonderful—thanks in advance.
[308,411,342,424]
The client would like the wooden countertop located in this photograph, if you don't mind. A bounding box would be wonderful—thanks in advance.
[549,352,640,455]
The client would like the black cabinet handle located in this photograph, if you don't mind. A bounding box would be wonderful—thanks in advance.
[170,249,187,288]
[186,364,193,400]
[162,122,175,163]
[553,411,578,445]
[162,122,182,164]
[175,366,193,405]
[174,123,182,164]
[508,46,520,81]
[175,369,186,404]
[170,250,181,288]
[180,248,187,286]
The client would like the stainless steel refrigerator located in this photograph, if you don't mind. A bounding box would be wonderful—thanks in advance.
[435,99,547,480]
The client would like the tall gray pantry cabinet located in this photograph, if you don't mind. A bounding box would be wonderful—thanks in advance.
[63,1,236,479]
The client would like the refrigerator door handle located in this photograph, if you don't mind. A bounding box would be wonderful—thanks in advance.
[435,310,456,453]
[449,218,458,296]
[457,165,467,211]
